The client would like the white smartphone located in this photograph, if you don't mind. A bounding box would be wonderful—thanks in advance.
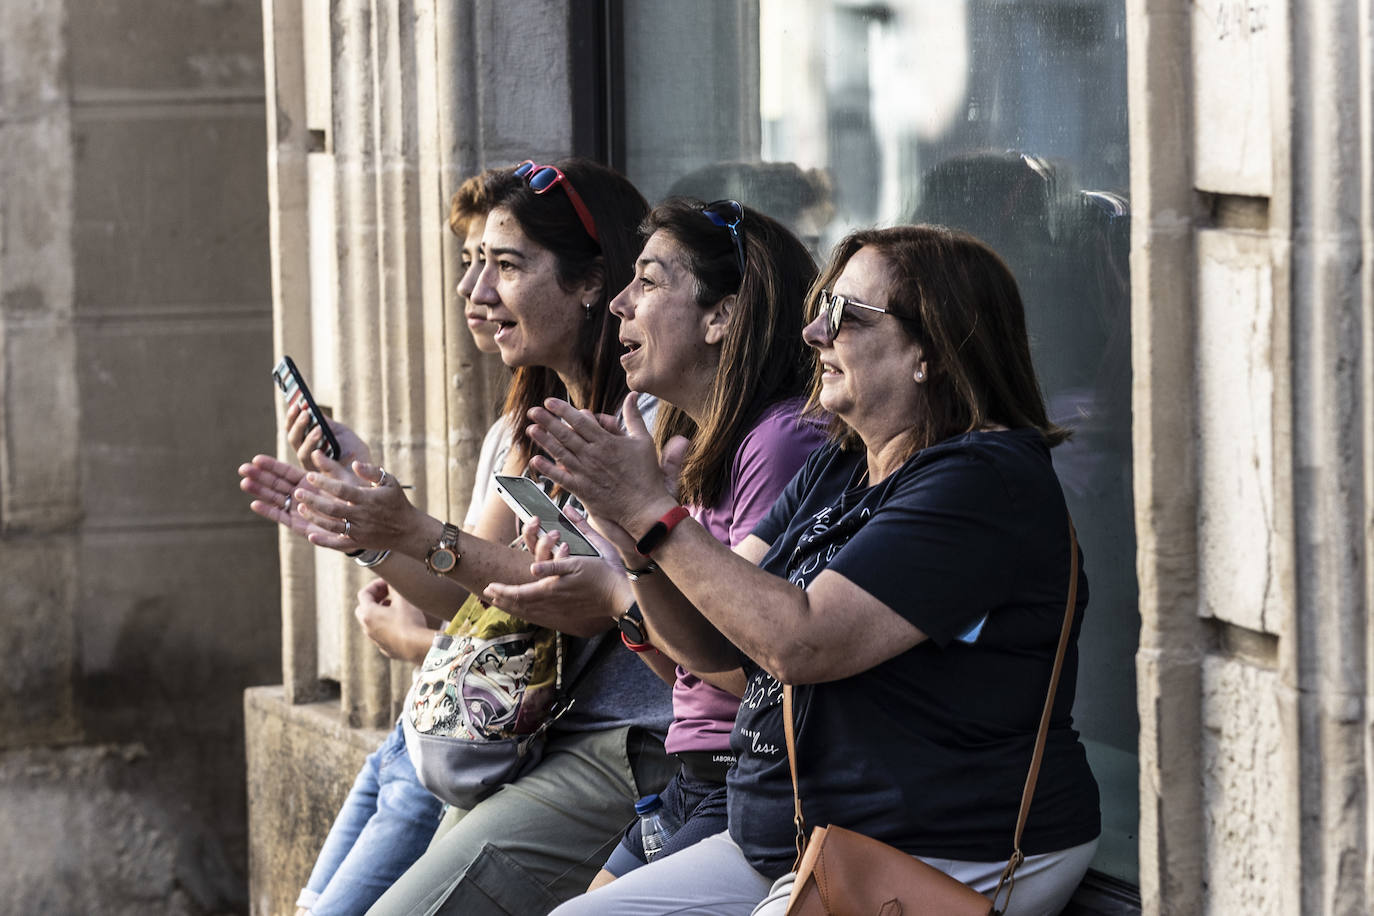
[493,475,602,557]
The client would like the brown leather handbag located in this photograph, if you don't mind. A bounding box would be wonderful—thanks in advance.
[783,521,1081,916]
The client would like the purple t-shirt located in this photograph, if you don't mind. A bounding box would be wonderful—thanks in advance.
[665,399,827,755]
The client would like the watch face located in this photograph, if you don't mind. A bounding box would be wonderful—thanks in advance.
[428,547,457,574]
[618,615,646,645]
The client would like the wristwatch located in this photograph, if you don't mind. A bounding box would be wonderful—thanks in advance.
[424,523,462,576]
[616,601,648,646]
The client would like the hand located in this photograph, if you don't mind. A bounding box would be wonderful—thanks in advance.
[483,517,629,637]
[239,454,340,545]
[525,394,681,538]
[354,579,436,664]
[286,403,373,477]
[293,451,429,555]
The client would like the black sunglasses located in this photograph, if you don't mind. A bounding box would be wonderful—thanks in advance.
[817,288,897,342]
[513,160,600,245]
[701,199,746,277]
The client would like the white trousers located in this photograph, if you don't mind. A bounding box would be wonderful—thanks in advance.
[550,829,1100,916]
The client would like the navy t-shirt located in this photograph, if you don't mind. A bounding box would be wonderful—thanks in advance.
[727,429,1101,879]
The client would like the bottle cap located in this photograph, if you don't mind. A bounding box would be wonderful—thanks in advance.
[634,794,663,815]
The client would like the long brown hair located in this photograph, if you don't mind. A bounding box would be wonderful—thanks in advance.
[646,198,817,508]
[805,224,1069,458]
[484,158,649,463]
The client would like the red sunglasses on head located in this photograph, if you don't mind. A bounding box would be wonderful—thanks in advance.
[513,160,600,245]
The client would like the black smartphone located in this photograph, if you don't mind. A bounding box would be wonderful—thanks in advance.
[272,355,341,461]
[493,475,601,557]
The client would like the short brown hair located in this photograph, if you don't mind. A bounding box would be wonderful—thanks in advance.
[806,225,1069,458]
[446,168,503,237]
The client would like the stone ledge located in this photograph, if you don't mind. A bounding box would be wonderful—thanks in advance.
[245,686,389,916]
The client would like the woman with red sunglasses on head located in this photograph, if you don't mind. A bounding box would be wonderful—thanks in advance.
[244,158,677,916]
[485,197,826,895]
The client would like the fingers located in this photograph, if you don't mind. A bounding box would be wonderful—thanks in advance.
[293,486,351,533]
[297,424,323,468]
[533,398,614,444]
[250,454,306,486]
[526,454,573,490]
[660,435,690,500]
[621,392,650,438]
[304,455,371,501]
[359,578,390,603]
[526,556,587,580]
[353,460,386,486]
[483,569,574,608]
[520,517,542,553]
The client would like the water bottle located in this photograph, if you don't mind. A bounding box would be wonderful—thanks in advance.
[636,793,673,862]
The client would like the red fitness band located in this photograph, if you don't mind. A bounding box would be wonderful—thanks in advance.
[621,631,657,653]
[635,505,690,557]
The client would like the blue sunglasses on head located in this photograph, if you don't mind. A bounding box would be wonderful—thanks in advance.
[701,199,746,277]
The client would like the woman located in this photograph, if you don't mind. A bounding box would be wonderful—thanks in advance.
[528,225,1102,916]
[485,197,826,889]
[248,169,500,916]
[246,158,676,915]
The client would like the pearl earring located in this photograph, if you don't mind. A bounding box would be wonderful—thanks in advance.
[915,370,925,382]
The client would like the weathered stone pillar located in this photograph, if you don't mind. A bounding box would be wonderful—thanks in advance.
[0,0,81,751]
[1127,2,1204,911]
[1288,1,1372,912]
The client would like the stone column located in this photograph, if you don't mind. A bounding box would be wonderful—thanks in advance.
[1288,1,1372,912]
[0,0,81,750]
[1127,2,1204,911]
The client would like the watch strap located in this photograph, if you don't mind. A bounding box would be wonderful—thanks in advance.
[635,505,690,557]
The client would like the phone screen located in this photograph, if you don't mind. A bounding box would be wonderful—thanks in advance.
[272,356,341,460]
[493,475,601,557]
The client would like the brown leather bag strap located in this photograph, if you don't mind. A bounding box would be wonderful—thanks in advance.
[990,515,1079,911]
[783,682,808,871]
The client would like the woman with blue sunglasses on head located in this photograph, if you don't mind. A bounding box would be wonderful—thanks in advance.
[485,197,826,896]
[247,158,677,916]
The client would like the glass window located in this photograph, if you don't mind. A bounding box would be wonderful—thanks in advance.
[618,0,1138,884]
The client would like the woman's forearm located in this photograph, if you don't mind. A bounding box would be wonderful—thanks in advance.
[632,569,744,683]
[641,521,817,683]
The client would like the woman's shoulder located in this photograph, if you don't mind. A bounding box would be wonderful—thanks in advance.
[897,427,1060,507]
[740,398,829,455]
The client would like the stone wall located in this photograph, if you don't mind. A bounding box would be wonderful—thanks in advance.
[0,0,279,911]
[1130,0,1374,913]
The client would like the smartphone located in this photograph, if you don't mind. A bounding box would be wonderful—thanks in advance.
[493,475,601,557]
[272,355,341,460]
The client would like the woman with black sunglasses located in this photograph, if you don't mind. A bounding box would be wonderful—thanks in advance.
[525,225,1101,916]
[245,158,679,915]
[485,197,825,893]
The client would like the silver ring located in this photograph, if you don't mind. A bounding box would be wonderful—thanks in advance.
[283,495,293,513]
[377,467,390,488]
[344,518,352,537]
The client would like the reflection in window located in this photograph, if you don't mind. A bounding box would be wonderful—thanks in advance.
[620,0,1136,885]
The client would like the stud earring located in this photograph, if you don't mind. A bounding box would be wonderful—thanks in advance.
[915,370,925,382]
[583,302,593,319]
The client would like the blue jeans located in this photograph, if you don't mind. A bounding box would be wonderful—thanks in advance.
[297,721,445,916]
[602,768,729,877]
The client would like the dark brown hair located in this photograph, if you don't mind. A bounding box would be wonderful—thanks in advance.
[805,224,1069,458]
[484,158,648,462]
[646,198,818,508]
